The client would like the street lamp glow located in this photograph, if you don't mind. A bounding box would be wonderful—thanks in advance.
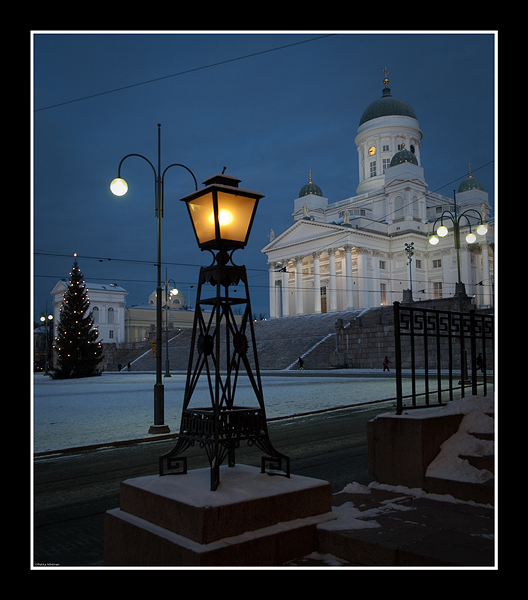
[171,288,178,296]
[476,223,488,236]
[208,209,234,227]
[466,232,477,243]
[428,234,439,245]
[110,178,128,196]
[437,225,449,237]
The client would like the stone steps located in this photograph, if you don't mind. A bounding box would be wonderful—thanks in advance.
[129,310,365,373]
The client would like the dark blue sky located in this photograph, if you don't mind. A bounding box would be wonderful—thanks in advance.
[32,31,496,320]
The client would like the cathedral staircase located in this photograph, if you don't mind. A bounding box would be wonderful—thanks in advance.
[126,309,365,372]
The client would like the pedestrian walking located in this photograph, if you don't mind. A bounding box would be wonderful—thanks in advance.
[383,356,391,372]
[476,353,483,373]
[298,356,304,371]
[127,362,131,372]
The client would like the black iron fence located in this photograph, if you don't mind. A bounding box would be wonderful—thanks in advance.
[393,301,494,415]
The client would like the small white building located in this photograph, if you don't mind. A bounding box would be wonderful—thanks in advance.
[50,280,128,345]
[262,75,494,318]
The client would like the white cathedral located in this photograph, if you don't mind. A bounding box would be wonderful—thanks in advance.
[262,74,494,319]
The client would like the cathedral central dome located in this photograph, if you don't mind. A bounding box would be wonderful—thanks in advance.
[359,87,417,127]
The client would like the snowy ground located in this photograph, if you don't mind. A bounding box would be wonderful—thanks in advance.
[32,371,489,454]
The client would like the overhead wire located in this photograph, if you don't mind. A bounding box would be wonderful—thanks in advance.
[34,34,335,112]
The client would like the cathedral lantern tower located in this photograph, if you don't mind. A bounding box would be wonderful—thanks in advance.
[355,68,423,195]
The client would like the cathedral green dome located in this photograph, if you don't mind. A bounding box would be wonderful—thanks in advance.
[458,171,484,193]
[299,171,323,197]
[389,144,418,167]
[359,87,417,127]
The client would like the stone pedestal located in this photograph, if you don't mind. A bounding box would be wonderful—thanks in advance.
[105,464,333,566]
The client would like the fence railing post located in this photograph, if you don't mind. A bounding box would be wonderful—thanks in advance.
[469,308,478,396]
[393,301,403,415]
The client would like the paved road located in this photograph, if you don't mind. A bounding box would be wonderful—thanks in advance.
[32,400,396,567]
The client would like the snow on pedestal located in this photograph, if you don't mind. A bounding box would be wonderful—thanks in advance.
[104,464,334,566]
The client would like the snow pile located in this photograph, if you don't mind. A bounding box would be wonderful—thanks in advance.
[319,497,418,532]
[335,480,494,512]
[377,392,495,485]
[426,393,494,484]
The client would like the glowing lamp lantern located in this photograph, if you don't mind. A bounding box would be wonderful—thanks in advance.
[436,224,449,237]
[180,174,264,252]
[466,231,477,244]
[110,177,128,197]
[428,234,440,245]
[476,223,488,236]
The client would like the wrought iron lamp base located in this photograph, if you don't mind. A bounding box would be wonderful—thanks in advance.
[159,255,289,490]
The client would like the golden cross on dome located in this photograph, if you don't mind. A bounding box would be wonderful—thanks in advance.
[308,169,312,182]
[383,67,389,88]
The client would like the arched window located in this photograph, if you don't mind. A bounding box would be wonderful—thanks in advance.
[394,196,404,221]
[412,195,420,219]
[92,306,99,323]
[108,307,115,324]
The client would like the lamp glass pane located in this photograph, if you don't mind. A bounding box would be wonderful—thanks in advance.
[187,192,216,245]
[216,191,257,243]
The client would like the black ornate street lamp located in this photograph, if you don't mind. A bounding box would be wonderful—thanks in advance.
[159,172,290,491]
[428,190,488,300]
[428,189,489,384]
[110,124,197,434]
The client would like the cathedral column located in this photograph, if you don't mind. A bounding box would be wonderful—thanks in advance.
[295,256,304,316]
[328,248,337,312]
[313,251,322,314]
[357,146,363,185]
[344,245,354,310]
[282,262,290,318]
[268,262,277,319]
[357,247,369,308]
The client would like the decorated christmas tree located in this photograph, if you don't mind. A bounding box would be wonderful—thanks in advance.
[52,258,103,379]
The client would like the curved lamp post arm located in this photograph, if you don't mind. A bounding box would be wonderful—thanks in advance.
[117,153,159,215]
[458,208,486,226]
[431,210,455,231]
[160,163,198,218]
[117,153,157,179]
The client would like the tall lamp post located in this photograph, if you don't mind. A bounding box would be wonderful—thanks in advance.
[39,312,53,374]
[159,173,290,491]
[110,124,197,434]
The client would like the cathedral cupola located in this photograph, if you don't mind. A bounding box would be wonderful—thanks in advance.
[458,164,485,192]
[299,170,323,197]
[389,143,418,167]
